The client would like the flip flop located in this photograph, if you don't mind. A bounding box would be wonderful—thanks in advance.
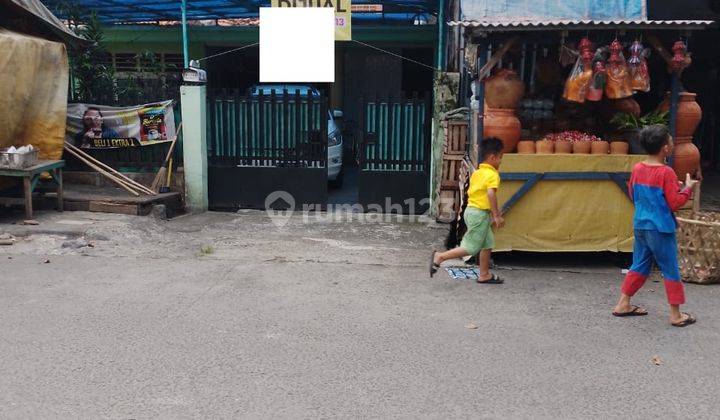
[429,251,440,278]
[612,305,648,317]
[671,313,697,327]
[477,273,504,284]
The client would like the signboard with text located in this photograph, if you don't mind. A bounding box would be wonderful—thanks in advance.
[271,0,351,41]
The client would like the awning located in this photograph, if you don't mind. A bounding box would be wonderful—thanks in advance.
[42,1,439,24]
[448,19,715,32]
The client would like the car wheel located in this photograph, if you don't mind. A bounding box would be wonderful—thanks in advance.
[329,170,343,188]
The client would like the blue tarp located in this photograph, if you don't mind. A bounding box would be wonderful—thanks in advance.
[42,1,437,24]
[461,0,646,22]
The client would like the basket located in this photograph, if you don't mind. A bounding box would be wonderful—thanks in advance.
[677,211,720,284]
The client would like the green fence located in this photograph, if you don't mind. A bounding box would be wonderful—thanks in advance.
[207,89,327,168]
[361,93,431,172]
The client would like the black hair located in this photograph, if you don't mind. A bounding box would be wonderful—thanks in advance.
[480,137,504,161]
[639,124,670,155]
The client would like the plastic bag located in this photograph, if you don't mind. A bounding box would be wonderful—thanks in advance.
[605,40,634,99]
[562,38,594,103]
[628,40,650,92]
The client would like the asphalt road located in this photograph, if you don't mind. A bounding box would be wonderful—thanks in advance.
[1,211,719,418]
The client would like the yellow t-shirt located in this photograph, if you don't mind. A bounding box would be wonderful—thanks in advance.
[467,163,500,210]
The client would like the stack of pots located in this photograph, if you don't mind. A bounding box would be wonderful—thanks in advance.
[659,92,702,179]
[483,69,524,153]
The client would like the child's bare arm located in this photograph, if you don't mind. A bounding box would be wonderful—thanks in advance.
[487,188,504,228]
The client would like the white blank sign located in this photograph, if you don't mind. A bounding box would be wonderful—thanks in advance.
[260,7,335,83]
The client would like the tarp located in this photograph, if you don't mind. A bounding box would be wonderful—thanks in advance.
[495,154,646,252]
[0,29,68,188]
[461,0,646,22]
[2,0,89,46]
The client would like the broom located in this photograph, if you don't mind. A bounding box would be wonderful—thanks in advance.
[151,123,182,193]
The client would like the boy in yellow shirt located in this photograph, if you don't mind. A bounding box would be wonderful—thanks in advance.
[431,137,505,283]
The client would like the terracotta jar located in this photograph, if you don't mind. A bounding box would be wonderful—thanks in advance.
[517,140,536,154]
[672,142,701,179]
[573,141,592,154]
[606,97,642,118]
[485,69,525,109]
[659,92,702,138]
[536,140,554,154]
[483,108,521,153]
[610,141,630,155]
[555,140,573,154]
[591,141,610,155]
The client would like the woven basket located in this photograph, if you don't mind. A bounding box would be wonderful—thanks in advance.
[677,211,720,284]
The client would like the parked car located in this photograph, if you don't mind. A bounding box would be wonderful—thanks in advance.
[250,84,343,187]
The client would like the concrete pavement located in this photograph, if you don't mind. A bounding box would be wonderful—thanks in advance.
[1,210,719,418]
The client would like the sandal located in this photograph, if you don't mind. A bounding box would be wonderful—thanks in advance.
[429,251,440,278]
[612,305,648,317]
[477,273,504,284]
[671,313,697,327]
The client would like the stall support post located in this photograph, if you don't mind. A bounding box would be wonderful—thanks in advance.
[668,71,681,167]
[181,0,189,67]
[436,0,446,71]
[474,43,487,165]
[180,85,208,212]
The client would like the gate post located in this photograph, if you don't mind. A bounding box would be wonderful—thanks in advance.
[180,84,209,212]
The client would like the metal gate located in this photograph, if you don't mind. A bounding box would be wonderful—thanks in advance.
[359,93,431,214]
[207,89,328,210]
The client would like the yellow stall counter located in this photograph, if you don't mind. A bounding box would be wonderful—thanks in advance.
[495,154,646,253]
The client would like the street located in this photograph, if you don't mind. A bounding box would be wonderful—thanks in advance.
[1,210,719,418]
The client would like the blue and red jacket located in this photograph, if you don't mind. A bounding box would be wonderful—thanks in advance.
[628,162,693,233]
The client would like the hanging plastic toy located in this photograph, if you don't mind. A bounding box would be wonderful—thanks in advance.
[628,40,650,92]
[670,40,691,73]
[605,40,634,99]
[562,38,594,103]
[586,47,608,102]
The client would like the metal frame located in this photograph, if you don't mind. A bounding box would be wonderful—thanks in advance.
[500,171,631,215]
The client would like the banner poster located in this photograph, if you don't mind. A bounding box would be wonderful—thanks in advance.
[66,100,176,149]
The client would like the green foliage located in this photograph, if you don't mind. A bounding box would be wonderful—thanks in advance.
[611,110,669,130]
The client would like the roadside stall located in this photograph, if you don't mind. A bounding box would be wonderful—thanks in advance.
[449,18,712,252]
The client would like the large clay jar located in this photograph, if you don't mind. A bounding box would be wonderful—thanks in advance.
[485,69,525,109]
[573,141,592,154]
[673,142,701,178]
[659,92,702,138]
[517,140,536,154]
[658,92,702,177]
[610,141,629,155]
[591,141,610,155]
[604,97,641,118]
[555,140,573,154]
[484,108,521,153]
[536,140,554,154]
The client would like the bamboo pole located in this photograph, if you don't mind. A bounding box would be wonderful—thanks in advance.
[63,146,140,196]
[64,142,156,195]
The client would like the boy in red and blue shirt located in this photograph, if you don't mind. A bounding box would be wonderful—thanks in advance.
[613,124,698,327]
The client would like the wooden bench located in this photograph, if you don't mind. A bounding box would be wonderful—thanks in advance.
[0,160,65,218]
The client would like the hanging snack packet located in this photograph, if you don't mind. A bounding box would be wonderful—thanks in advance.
[628,40,651,92]
[562,38,594,103]
[605,40,634,99]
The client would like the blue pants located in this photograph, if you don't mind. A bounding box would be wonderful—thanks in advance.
[622,229,685,305]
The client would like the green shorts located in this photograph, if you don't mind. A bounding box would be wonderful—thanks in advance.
[460,207,494,255]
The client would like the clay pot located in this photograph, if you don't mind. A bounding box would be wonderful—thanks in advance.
[602,97,641,121]
[517,140,536,154]
[483,108,521,153]
[659,92,702,139]
[610,141,630,155]
[485,69,525,109]
[555,140,573,154]
[536,140,554,154]
[672,141,701,179]
[591,141,610,155]
[573,141,592,154]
